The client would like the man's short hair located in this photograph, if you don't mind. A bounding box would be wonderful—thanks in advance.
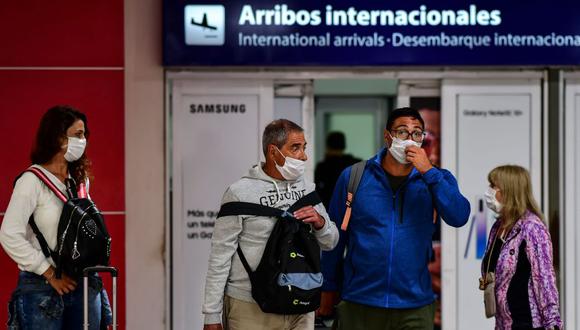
[262,119,304,156]
[326,131,346,150]
[386,107,425,131]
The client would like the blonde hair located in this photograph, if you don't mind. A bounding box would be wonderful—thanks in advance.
[488,165,544,230]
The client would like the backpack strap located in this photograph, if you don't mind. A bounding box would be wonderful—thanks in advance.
[217,191,321,219]
[64,178,78,199]
[236,245,253,276]
[26,167,68,202]
[341,160,367,231]
[218,202,281,218]
[78,181,88,199]
[28,215,58,260]
[14,168,67,262]
[287,191,321,213]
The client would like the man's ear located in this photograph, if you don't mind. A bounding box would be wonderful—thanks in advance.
[269,144,283,166]
[384,129,392,146]
[268,144,278,160]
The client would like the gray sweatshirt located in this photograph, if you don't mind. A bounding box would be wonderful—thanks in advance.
[202,164,339,324]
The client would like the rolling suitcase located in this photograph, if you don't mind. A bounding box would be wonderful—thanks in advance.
[83,266,118,330]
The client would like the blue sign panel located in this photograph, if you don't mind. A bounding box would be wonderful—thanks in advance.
[163,1,580,66]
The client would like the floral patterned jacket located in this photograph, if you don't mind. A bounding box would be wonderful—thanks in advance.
[482,211,562,329]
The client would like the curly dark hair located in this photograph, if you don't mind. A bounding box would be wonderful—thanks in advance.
[30,105,91,184]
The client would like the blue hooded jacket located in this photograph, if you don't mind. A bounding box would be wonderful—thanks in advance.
[321,148,470,308]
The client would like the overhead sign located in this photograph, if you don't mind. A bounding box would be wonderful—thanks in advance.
[163,1,580,66]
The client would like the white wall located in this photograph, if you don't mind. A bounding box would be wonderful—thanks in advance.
[125,0,166,328]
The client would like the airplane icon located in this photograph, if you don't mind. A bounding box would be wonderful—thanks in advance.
[191,13,217,30]
[185,5,224,45]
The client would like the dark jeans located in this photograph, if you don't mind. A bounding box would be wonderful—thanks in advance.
[7,271,112,330]
[336,300,435,330]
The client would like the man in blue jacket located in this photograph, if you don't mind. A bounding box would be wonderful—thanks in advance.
[320,107,470,330]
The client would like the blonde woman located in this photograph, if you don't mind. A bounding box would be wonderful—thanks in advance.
[481,165,561,330]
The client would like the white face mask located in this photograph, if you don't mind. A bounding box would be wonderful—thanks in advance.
[274,147,305,181]
[484,186,502,213]
[63,137,87,162]
[388,137,422,164]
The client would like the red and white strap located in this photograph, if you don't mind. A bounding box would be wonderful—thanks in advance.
[78,182,87,199]
[27,167,68,202]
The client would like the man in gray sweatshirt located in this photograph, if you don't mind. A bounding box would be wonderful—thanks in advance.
[203,119,339,330]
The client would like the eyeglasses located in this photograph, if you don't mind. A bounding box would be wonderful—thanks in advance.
[390,129,427,143]
[420,131,437,148]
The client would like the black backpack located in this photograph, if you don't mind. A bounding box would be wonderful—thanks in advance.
[19,167,111,278]
[217,191,323,314]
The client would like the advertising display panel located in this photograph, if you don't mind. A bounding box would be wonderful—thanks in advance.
[170,80,273,329]
[441,80,542,330]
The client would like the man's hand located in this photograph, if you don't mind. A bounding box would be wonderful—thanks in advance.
[317,291,340,317]
[43,267,77,295]
[294,206,325,230]
[405,145,433,174]
[203,324,222,330]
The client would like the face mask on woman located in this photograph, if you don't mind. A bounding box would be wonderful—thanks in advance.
[484,186,502,213]
[63,137,87,162]
[274,147,305,180]
[389,137,422,164]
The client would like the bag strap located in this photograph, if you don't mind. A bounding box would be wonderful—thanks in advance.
[480,228,504,289]
[28,215,58,260]
[287,191,321,213]
[217,191,321,219]
[64,178,78,199]
[218,202,281,218]
[341,160,367,231]
[78,181,88,199]
[236,245,253,275]
[26,167,68,202]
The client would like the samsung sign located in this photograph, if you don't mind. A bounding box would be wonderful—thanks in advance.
[164,1,580,66]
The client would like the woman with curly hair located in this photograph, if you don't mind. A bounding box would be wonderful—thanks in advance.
[1,105,111,329]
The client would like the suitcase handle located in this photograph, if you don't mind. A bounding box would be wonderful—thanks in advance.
[83,266,118,277]
[83,266,118,330]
